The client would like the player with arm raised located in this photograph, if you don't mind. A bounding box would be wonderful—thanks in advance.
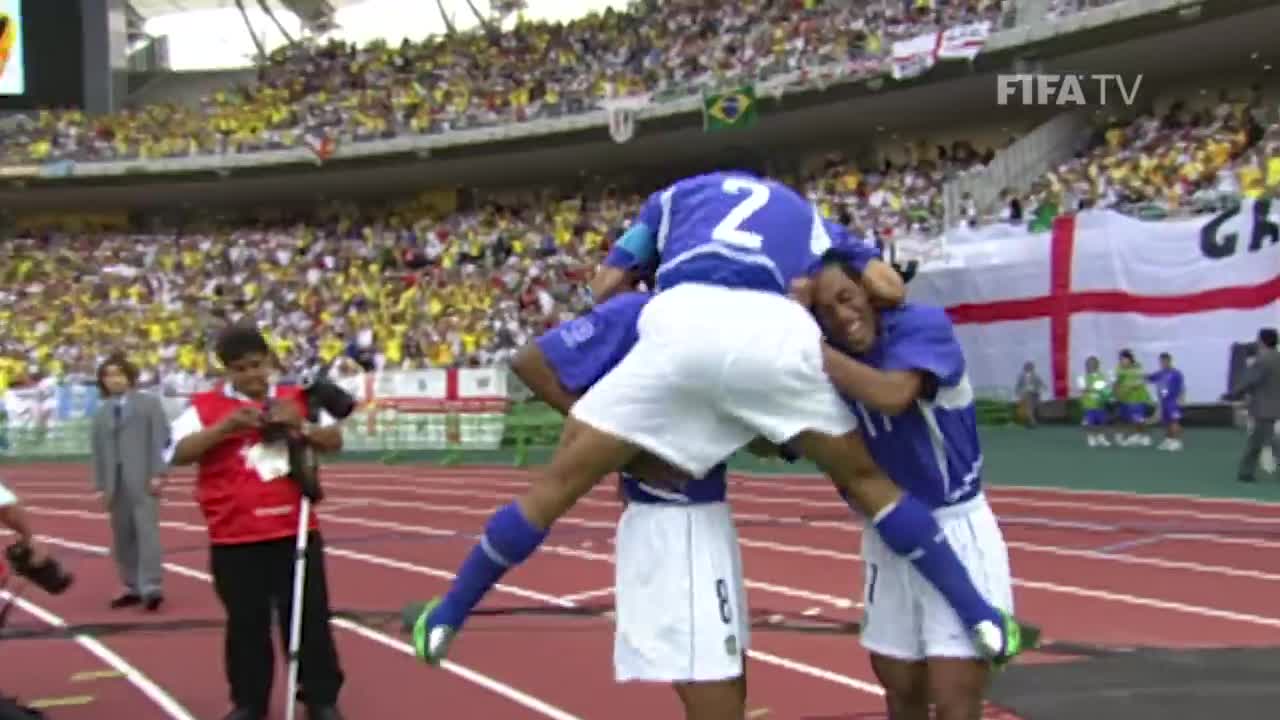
[510,292,750,719]
[405,171,1038,671]
[803,260,1014,720]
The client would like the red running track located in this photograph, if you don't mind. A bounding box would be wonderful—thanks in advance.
[3,462,1280,720]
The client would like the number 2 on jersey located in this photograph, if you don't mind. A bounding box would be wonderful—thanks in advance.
[711,178,770,250]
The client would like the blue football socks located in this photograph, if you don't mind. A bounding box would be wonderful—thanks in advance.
[431,502,549,630]
[872,495,1001,631]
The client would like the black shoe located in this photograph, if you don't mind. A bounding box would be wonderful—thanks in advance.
[144,594,164,612]
[109,592,141,609]
[307,705,344,720]
[221,709,264,720]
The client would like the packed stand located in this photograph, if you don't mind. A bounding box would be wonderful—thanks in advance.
[0,0,1011,165]
[982,91,1280,227]
[0,134,1009,386]
[803,140,995,243]
[0,191,644,391]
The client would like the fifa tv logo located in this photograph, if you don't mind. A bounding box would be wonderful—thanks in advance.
[996,74,1143,106]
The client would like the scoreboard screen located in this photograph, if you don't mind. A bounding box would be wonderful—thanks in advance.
[0,0,84,110]
[0,0,27,96]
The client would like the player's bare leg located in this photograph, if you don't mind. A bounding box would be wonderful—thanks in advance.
[869,655,929,720]
[517,417,637,526]
[673,671,746,720]
[406,417,638,662]
[925,657,989,720]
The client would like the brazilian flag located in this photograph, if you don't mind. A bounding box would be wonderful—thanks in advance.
[702,84,758,132]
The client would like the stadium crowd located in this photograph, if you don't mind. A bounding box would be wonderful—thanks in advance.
[1,0,1277,390]
[1,0,1018,165]
[1010,90,1280,221]
[3,97,1277,392]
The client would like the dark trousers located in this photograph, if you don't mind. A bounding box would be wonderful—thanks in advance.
[1239,416,1280,480]
[210,533,344,712]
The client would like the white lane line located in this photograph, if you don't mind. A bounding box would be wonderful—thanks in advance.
[31,508,882,696]
[28,530,584,720]
[1,592,198,720]
[558,587,614,603]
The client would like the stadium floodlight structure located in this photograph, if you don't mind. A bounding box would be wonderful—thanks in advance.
[128,0,345,64]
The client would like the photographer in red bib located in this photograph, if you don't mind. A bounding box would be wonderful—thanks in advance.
[165,324,346,720]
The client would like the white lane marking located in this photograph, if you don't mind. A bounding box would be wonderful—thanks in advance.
[27,530,584,720]
[1,592,198,720]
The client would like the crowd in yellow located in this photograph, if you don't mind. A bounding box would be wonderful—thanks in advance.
[3,93,1277,392]
[1028,95,1280,217]
[1,0,1009,166]
[0,188,630,392]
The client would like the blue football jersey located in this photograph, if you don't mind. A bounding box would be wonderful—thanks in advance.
[1146,367,1184,407]
[840,304,984,509]
[605,171,880,295]
[534,292,728,504]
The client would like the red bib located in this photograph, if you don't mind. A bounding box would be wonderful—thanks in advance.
[189,386,319,545]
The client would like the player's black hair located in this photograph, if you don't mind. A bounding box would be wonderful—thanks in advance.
[1260,328,1278,349]
[214,323,271,365]
[819,250,861,280]
[1158,352,1172,361]
[1119,349,1135,362]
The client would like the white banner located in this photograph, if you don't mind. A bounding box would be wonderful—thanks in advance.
[937,21,992,61]
[890,21,990,80]
[908,200,1280,402]
[3,387,48,429]
[890,32,938,80]
[371,369,447,402]
[457,368,507,399]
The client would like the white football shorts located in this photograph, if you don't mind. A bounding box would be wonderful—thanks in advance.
[859,494,1014,661]
[613,500,749,683]
[571,282,858,477]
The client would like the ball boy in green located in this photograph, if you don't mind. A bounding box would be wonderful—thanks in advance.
[1078,356,1113,447]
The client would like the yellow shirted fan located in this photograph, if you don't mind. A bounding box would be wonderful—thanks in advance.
[0,13,13,76]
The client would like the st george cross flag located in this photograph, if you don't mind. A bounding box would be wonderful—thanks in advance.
[906,200,1280,403]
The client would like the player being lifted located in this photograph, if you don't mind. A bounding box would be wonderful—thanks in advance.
[404,170,1039,672]
[797,260,1015,720]
[510,291,752,719]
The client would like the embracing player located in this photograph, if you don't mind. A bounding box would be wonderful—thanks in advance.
[405,170,1038,674]
[510,291,751,719]
[802,259,1014,720]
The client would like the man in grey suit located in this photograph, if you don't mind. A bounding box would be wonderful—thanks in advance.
[91,353,170,610]
[1224,328,1280,483]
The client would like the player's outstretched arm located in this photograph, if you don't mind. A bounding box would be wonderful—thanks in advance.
[593,191,665,303]
[819,345,923,415]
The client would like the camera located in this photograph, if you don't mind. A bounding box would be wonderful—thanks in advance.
[260,417,292,444]
[260,371,358,503]
[4,542,72,595]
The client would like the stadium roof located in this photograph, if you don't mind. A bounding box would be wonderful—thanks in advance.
[128,0,364,20]
[130,0,366,35]
[131,0,623,69]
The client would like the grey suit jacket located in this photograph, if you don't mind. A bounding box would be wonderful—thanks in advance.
[91,389,170,501]
[1227,348,1280,420]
